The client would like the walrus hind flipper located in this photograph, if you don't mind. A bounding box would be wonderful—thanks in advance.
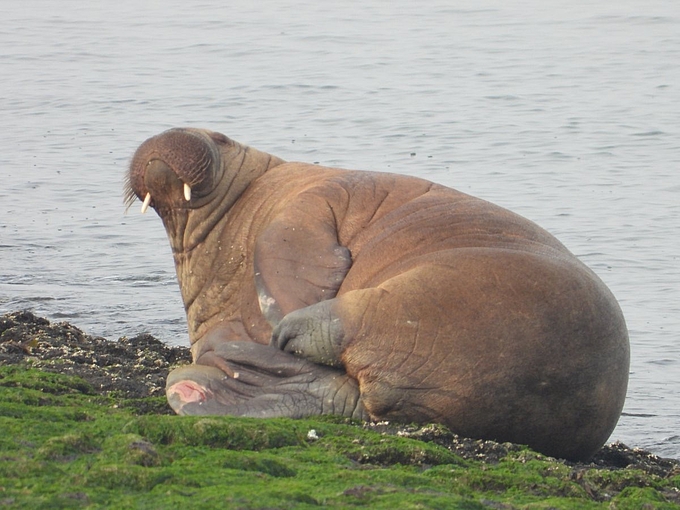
[166,342,367,420]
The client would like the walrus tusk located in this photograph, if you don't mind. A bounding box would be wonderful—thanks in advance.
[141,192,152,214]
[184,183,191,201]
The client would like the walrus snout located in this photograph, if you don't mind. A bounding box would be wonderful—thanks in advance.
[125,128,221,212]
[139,159,191,212]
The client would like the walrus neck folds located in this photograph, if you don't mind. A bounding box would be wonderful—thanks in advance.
[127,129,285,343]
[175,139,285,254]
[170,139,285,342]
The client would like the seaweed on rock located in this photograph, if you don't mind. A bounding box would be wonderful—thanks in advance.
[1,310,678,508]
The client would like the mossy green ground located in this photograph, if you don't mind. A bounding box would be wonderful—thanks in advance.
[1,366,678,509]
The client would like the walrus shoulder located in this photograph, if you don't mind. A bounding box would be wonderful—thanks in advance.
[254,187,352,327]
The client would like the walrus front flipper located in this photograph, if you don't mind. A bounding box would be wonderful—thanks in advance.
[254,194,352,327]
[166,342,368,420]
[270,299,345,367]
[270,288,385,368]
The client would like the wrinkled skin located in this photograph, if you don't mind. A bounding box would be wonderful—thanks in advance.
[126,128,629,461]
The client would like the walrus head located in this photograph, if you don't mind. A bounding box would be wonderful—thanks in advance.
[125,128,232,214]
[125,128,287,343]
[125,128,285,252]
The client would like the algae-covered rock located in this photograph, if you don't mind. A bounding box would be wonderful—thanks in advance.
[36,432,100,461]
[0,310,192,400]
[311,425,464,467]
[123,415,307,450]
[221,450,297,478]
[0,364,95,395]
[102,433,164,467]
[83,464,173,491]
[1,311,679,509]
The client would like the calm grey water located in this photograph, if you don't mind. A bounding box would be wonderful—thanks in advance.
[1,0,678,458]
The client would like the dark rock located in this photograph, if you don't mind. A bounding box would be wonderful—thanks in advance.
[0,310,191,401]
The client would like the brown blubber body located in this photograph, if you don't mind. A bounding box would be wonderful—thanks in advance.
[127,128,629,461]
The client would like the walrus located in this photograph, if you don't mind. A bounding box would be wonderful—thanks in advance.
[125,128,629,461]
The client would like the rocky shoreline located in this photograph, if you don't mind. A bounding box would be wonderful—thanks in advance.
[1,310,678,479]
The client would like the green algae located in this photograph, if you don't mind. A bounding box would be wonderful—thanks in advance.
[124,415,307,450]
[0,365,95,395]
[0,366,678,509]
